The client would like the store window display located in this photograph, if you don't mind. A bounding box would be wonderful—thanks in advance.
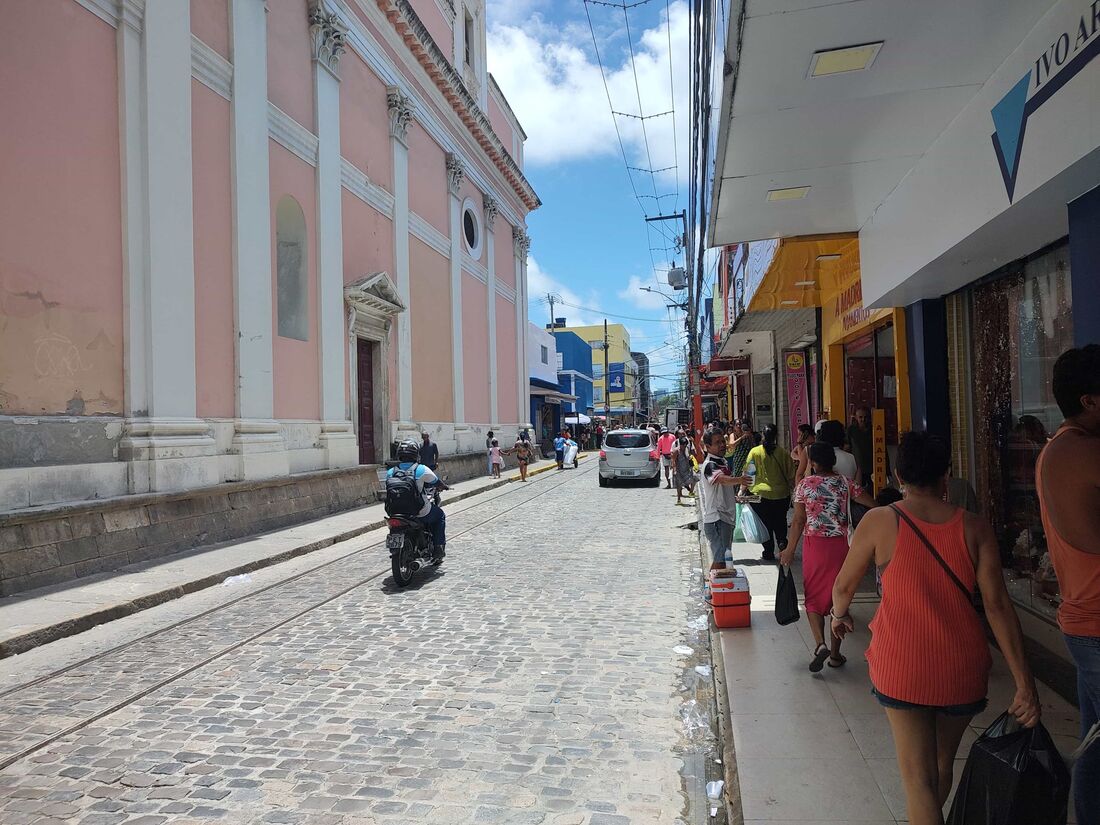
[969,240,1073,620]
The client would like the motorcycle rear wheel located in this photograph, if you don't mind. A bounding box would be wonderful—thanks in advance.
[391,540,415,587]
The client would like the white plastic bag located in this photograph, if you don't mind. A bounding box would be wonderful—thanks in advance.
[738,503,769,544]
[564,442,578,464]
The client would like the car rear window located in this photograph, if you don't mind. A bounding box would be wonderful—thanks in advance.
[605,433,651,449]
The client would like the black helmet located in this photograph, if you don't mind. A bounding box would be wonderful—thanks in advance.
[397,439,420,462]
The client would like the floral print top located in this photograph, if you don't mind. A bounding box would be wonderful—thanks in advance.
[794,473,863,538]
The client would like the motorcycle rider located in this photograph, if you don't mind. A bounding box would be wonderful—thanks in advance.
[387,439,448,560]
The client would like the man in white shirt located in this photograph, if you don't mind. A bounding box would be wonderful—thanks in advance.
[817,419,858,480]
[700,430,751,571]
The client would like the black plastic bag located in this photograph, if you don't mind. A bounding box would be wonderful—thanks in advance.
[946,712,1070,825]
[774,565,800,626]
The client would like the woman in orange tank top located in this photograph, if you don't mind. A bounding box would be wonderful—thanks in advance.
[830,432,1040,825]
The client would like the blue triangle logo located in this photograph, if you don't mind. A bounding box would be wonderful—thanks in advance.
[991,73,1031,200]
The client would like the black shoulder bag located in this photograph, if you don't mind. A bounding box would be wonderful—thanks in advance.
[889,504,981,613]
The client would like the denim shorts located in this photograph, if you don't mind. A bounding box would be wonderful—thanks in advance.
[703,520,733,565]
[872,688,988,717]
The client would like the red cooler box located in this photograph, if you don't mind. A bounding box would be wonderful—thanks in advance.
[709,568,751,628]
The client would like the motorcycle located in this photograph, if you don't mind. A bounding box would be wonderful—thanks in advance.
[386,482,444,587]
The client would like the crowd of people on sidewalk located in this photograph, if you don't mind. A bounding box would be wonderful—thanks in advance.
[686,344,1100,825]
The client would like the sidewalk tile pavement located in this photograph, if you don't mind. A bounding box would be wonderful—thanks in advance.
[719,541,1081,824]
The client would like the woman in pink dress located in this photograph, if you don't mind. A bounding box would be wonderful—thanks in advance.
[779,442,876,671]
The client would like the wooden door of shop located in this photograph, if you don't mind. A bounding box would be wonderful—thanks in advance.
[356,339,375,464]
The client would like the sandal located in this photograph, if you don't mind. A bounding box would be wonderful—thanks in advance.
[827,653,847,668]
[809,644,830,673]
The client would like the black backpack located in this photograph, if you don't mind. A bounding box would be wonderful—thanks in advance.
[385,463,425,516]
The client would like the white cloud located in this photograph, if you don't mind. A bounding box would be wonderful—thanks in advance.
[617,275,669,311]
[488,2,689,185]
[525,256,602,328]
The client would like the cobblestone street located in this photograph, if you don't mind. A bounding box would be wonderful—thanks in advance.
[0,466,714,824]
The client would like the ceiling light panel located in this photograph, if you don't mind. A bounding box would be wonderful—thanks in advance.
[808,42,883,78]
[766,186,811,202]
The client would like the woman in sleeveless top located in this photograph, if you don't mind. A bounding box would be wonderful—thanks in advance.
[780,441,876,672]
[830,432,1040,825]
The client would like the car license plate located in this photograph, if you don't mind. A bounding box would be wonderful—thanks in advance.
[620,469,638,477]
[386,534,405,549]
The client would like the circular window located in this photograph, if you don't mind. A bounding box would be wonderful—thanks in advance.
[461,198,482,258]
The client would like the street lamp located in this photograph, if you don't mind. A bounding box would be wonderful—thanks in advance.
[639,286,687,310]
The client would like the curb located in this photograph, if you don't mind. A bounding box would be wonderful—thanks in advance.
[696,513,745,824]
[0,476,515,659]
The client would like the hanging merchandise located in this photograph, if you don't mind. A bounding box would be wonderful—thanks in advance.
[946,713,1070,825]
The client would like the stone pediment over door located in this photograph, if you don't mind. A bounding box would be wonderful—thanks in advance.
[344,272,405,330]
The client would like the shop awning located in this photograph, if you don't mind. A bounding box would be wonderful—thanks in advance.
[708,1,1049,250]
[530,386,576,405]
[742,235,859,314]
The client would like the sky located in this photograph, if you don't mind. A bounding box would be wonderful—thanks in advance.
[485,0,702,392]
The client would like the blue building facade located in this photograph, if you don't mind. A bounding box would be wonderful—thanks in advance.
[553,330,594,414]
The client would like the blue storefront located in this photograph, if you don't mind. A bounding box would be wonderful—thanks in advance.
[553,330,594,415]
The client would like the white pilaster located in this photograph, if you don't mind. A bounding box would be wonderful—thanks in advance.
[118,11,147,419]
[310,1,357,467]
[118,1,219,495]
[228,0,287,479]
[485,195,499,426]
[144,2,198,420]
[513,226,531,428]
[387,86,415,431]
[447,153,466,425]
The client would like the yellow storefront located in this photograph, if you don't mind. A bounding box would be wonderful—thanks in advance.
[739,233,911,476]
[820,271,911,438]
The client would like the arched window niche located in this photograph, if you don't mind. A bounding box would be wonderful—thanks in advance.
[276,195,308,341]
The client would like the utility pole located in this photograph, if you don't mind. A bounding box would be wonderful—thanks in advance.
[545,293,562,334]
[645,210,701,445]
[603,319,610,426]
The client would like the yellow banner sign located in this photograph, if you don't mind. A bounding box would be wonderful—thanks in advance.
[821,276,892,346]
[873,408,888,493]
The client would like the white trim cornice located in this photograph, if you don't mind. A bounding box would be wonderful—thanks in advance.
[497,283,516,303]
[75,0,118,26]
[340,158,395,217]
[78,0,145,30]
[191,35,232,100]
[409,213,450,258]
[268,103,319,166]
[462,255,488,284]
[120,0,144,31]
[331,1,527,229]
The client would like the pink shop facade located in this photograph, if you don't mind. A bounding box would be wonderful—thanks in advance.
[0,0,538,511]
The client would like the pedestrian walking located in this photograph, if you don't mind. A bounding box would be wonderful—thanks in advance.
[831,431,1040,825]
[727,419,754,475]
[419,432,439,471]
[673,437,696,505]
[700,430,750,571]
[817,419,858,481]
[489,439,504,478]
[510,435,533,482]
[779,442,876,671]
[657,428,677,488]
[792,423,815,485]
[745,424,796,561]
[1035,344,1100,823]
[554,430,567,470]
[848,406,874,492]
[486,430,495,476]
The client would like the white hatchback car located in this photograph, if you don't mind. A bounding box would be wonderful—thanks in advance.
[598,428,661,487]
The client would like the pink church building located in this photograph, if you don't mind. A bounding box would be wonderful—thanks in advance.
[0,0,538,517]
